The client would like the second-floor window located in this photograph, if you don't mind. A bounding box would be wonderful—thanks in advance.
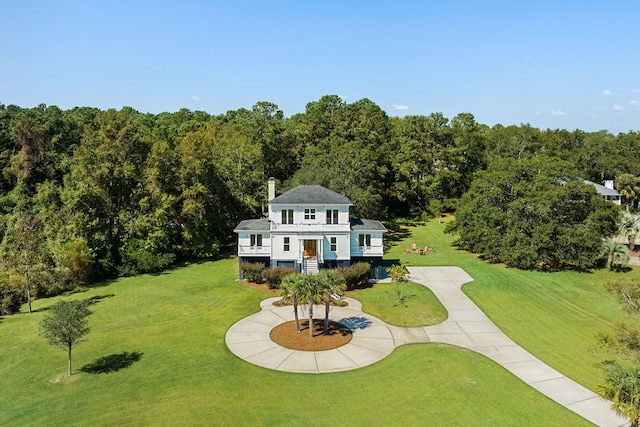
[250,234,262,247]
[283,237,290,252]
[281,209,293,224]
[304,208,316,220]
[326,209,339,224]
[358,234,371,247]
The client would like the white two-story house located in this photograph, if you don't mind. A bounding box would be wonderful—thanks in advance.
[234,179,387,276]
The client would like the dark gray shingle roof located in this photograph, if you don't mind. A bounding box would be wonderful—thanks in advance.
[350,218,387,232]
[271,185,352,205]
[233,218,270,232]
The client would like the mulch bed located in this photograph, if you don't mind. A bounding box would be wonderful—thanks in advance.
[270,319,353,351]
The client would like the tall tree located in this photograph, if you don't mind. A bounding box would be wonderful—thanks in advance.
[616,174,640,211]
[318,269,346,335]
[297,275,324,338]
[291,97,391,218]
[390,112,486,214]
[40,300,91,376]
[280,273,302,333]
[448,156,619,270]
[3,216,45,313]
[63,108,148,273]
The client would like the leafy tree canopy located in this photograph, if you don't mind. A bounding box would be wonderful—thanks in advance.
[40,299,91,375]
[448,156,619,270]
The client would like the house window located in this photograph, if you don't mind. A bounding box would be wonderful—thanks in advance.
[326,209,339,224]
[250,234,262,247]
[330,237,337,252]
[358,234,371,247]
[283,237,290,252]
[304,208,316,220]
[281,209,294,224]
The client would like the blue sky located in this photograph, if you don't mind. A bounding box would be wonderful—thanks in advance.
[2,0,639,133]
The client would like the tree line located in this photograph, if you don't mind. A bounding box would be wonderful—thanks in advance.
[1,95,639,313]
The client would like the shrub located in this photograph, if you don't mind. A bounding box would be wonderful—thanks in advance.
[0,280,23,315]
[118,238,176,276]
[339,262,371,290]
[241,262,265,283]
[387,263,409,282]
[263,267,296,289]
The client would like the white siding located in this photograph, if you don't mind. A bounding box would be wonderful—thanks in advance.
[237,232,271,256]
[271,234,300,261]
[322,234,350,260]
[350,232,384,257]
[271,204,351,234]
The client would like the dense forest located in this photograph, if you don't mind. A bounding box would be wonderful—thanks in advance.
[1,95,639,313]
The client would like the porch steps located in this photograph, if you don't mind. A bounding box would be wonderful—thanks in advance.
[303,257,319,275]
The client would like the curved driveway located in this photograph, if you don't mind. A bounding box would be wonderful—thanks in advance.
[226,266,628,427]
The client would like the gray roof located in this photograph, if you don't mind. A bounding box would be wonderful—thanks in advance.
[233,218,270,232]
[585,180,621,197]
[271,185,352,205]
[350,218,387,232]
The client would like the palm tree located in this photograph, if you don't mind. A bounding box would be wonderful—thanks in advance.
[318,270,346,335]
[597,361,640,426]
[620,211,640,250]
[297,274,324,338]
[601,238,630,271]
[280,273,302,332]
[616,174,640,211]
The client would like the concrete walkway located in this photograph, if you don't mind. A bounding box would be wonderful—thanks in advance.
[225,266,629,427]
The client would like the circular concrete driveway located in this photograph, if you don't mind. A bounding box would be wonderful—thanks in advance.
[225,297,397,373]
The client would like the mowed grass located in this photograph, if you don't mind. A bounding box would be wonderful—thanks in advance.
[1,257,591,426]
[386,217,634,389]
[352,281,447,327]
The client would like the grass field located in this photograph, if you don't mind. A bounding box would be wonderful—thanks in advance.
[385,217,634,388]
[351,280,447,327]
[1,219,632,426]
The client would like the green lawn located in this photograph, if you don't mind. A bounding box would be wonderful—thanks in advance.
[0,256,592,426]
[352,281,447,327]
[386,217,634,389]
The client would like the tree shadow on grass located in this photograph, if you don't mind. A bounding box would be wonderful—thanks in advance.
[81,351,143,374]
[84,294,115,306]
[383,220,413,252]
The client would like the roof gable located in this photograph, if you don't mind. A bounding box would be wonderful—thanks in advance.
[270,185,352,205]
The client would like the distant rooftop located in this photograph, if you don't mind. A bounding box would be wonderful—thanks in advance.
[271,185,352,205]
[585,180,620,197]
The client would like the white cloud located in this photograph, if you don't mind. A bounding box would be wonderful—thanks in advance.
[613,105,626,111]
[629,100,639,106]
[338,94,348,100]
[191,96,201,101]
[589,114,599,119]
[551,110,566,116]
[534,111,543,116]
[392,104,410,111]
[602,90,613,96]
[632,89,640,93]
